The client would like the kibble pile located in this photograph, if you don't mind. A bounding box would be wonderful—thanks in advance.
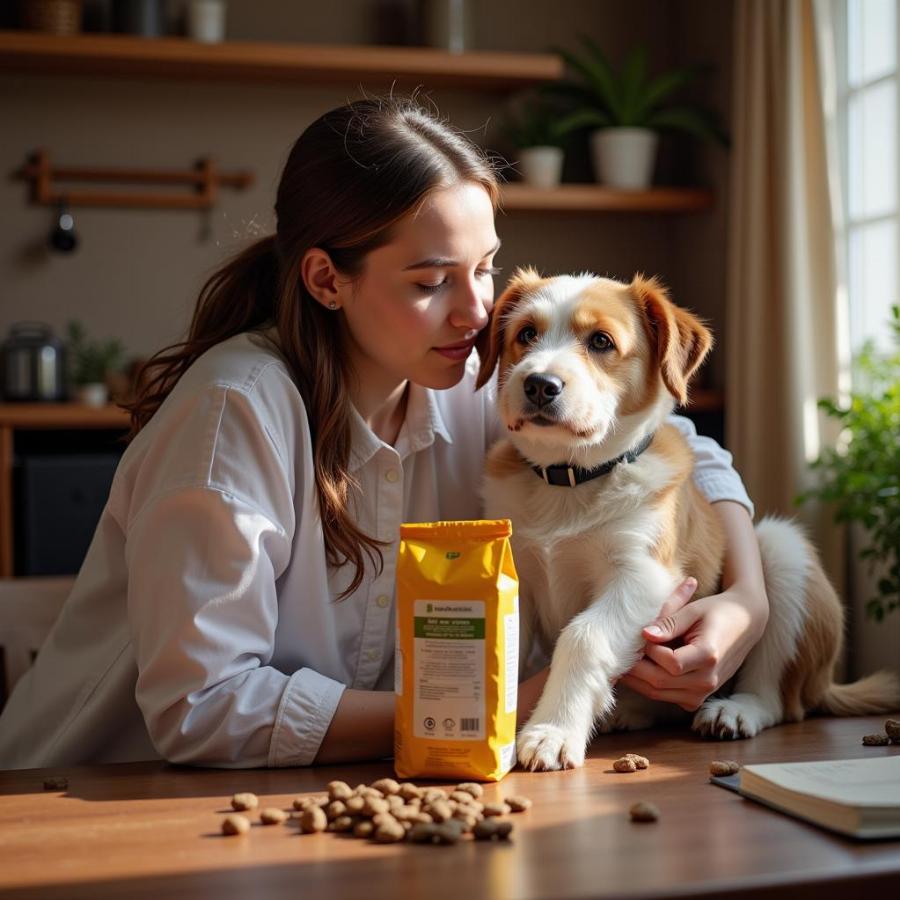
[222,778,532,844]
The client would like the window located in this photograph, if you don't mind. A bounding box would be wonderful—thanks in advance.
[835,0,898,355]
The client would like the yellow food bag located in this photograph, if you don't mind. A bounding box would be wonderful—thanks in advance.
[394,519,519,782]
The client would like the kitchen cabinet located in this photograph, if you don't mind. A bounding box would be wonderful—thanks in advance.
[0,403,129,576]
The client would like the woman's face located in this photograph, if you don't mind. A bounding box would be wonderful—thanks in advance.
[338,182,500,392]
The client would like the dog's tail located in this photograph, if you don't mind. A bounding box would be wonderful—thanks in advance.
[817,670,900,716]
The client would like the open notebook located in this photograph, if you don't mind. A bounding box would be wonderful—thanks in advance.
[712,755,900,839]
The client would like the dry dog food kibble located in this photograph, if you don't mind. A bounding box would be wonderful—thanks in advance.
[862,733,890,746]
[408,822,463,844]
[629,801,660,823]
[504,795,532,812]
[885,719,900,742]
[328,815,355,833]
[709,760,741,776]
[374,819,407,843]
[327,781,354,801]
[371,778,401,795]
[43,777,68,791]
[298,806,328,833]
[259,808,288,825]
[456,782,484,799]
[473,818,514,841]
[222,814,251,835]
[231,792,259,811]
[623,753,649,769]
[613,757,638,773]
[482,801,511,817]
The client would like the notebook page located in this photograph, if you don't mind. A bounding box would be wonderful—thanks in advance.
[740,755,900,807]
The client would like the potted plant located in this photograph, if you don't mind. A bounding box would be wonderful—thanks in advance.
[66,321,126,408]
[501,95,579,189]
[799,305,900,622]
[547,37,728,189]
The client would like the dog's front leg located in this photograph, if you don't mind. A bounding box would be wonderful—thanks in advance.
[516,565,674,771]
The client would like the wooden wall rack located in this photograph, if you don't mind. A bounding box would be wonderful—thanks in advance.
[19,149,254,209]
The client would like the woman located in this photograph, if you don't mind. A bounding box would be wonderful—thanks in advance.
[0,97,767,769]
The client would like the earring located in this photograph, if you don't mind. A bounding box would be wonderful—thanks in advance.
[328,301,337,310]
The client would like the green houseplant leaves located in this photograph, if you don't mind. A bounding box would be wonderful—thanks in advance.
[799,305,900,621]
[547,36,729,144]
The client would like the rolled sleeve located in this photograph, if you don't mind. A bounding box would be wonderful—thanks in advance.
[269,668,347,767]
[668,414,755,519]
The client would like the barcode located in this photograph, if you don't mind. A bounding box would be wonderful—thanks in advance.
[461,718,479,731]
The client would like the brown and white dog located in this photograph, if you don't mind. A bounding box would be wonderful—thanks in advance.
[476,267,900,772]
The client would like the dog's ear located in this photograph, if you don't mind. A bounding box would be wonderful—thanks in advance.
[631,273,713,406]
[475,266,544,389]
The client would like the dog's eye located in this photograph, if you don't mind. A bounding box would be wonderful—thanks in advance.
[589,331,615,352]
[516,325,538,345]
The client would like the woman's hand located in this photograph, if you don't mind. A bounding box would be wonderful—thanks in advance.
[617,576,769,712]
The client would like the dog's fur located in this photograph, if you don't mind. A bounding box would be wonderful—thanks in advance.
[476,268,900,771]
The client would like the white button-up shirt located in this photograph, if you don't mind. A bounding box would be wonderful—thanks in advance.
[0,331,753,770]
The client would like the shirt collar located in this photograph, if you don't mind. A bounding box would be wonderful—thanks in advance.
[347,381,453,473]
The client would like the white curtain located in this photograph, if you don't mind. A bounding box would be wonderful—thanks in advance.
[727,0,845,604]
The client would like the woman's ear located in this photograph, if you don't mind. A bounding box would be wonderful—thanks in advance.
[631,273,713,406]
[475,266,544,389]
[301,247,342,310]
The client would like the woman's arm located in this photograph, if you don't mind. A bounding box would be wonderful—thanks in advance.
[313,689,395,764]
[316,666,555,762]
[618,500,769,711]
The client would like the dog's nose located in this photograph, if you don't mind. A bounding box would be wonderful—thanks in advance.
[524,373,564,408]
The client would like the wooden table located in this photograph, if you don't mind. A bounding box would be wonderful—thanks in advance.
[0,715,898,899]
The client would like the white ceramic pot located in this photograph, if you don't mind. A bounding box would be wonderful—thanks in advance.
[590,127,659,189]
[518,146,564,189]
[75,382,108,407]
[187,0,226,43]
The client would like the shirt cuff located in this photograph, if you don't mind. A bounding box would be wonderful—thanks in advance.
[693,471,755,520]
[268,667,347,767]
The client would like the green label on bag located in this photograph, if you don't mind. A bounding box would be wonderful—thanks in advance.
[414,617,485,639]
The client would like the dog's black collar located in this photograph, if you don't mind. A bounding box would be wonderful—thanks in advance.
[530,432,655,487]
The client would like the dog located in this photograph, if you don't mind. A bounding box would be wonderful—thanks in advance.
[475,267,900,772]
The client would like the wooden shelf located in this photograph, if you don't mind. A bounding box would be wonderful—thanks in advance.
[500,183,714,213]
[0,403,130,430]
[0,30,562,90]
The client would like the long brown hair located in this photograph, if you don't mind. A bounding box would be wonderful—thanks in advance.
[126,96,502,598]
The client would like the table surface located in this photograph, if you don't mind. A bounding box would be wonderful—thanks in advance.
[0,715,898,900]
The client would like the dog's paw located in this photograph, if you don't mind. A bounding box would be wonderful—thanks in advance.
[692,697,763,740]
[516,722,586,771]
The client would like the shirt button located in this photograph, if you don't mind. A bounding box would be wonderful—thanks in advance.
[384,468,399,483]
[366,650,379,662]
[376,594,390,608]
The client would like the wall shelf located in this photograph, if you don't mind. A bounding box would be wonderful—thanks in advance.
[500,184,714,213]
[0,30,562,90]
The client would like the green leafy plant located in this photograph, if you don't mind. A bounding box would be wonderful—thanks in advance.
[798,305,900,621]
[501,94,580,149]
[546,36,728,143]
[66,321,126,386]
